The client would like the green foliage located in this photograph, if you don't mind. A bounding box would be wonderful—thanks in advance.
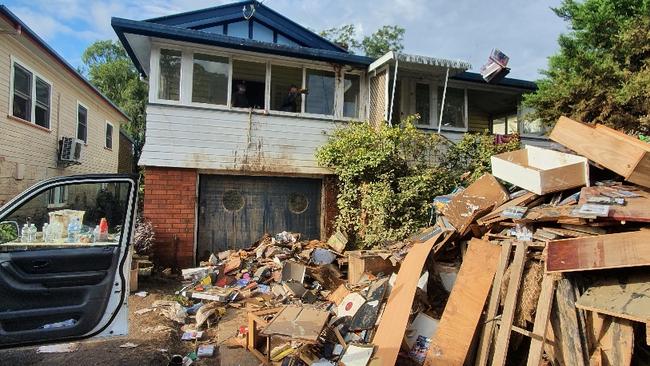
[319,24,405,57]
[524,0,650,133]
[317,117,519,247]
[0,223,18,243]
[81,40,148,168]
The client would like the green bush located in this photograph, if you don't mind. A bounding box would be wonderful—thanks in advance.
[317,117,519,248]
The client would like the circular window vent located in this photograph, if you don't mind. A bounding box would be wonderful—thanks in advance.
[222,190,244,212]
[288,193,309,214]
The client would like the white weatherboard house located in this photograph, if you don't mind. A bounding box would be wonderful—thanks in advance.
[113,0,542,266]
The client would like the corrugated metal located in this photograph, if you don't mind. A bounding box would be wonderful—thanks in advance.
[197,174,321,256]
[140,104,338,174]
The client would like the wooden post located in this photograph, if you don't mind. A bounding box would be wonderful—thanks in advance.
[526,274,556,366]
[550,278,588,366]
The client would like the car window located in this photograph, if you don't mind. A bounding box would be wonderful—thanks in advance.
[0,182,131,250]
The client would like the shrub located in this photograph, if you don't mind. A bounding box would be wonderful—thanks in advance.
[317,117,519,248]
[133,216,155,256]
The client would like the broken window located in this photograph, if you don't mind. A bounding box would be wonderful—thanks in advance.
[305,69,335,115]
[192,53,229,105]
[343,74,360,118]
[222,190,244,212]
[415,83,431,125]
[158,49,182,101]
[437,86,465,129]
[231,60,266,109]
[288,193,309,214]
[271,65,303,112]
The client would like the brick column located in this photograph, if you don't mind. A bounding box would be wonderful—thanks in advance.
[143,167,197,268]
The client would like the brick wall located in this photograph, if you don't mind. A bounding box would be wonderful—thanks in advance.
[143,167,197,268]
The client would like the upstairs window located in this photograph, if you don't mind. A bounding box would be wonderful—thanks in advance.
[77,103,88,143]
[231,60,266,109]
[11,60,51,128]
[305,69,335,115]
[270,65,303,112]
[438,86,466,129]
[105,122,114,149]
[343,74,360,118]
[158,49,182,101]
[192,53,229,105]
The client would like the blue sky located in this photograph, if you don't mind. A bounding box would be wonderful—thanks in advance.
[4,0,568,80]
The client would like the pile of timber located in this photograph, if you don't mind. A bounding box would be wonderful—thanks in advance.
[380,116,650,366]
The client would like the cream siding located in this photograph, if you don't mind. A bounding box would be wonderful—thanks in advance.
[140,104,340,175]
[0,33,126,204]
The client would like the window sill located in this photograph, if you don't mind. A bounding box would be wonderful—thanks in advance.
[104,146,113,151]
[415,124,468,133]
[7,115,51,133]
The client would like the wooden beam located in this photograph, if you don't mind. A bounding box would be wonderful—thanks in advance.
[423,239,501,366]
[490,242,527,366]
[475,241,513,366]
[546,230,650,272]
[372,232,443,366]
[550,278,587,366]
[526,274,557,366]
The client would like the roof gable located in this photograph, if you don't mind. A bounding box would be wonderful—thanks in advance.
[146,1,346,52]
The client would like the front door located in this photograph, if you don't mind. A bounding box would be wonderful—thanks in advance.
[197,175,321,260]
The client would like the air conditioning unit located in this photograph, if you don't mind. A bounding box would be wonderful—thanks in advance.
[59,137,83,164]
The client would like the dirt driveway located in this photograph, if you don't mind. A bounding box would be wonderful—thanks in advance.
[0,278,259,366]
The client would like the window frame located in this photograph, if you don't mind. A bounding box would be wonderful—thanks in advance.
[76,101,89,144]
[105,121,114,150]
[150,42,364,121]
[9,57,53,130]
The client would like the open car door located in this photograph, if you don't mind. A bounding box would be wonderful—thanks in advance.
[0,174,138,348]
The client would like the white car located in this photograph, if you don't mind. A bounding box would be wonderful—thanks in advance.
[0,174,138,347]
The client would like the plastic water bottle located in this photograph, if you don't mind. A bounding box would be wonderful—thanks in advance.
[42,223,50,243]
[92,225,100,243]
[67,218,80,243]
[29,224,37,242]
[21,224,29,243]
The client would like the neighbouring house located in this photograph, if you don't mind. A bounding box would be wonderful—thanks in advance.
[113,0,543,267]
[0,6,132,206]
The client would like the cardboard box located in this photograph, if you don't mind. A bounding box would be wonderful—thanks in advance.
[491,145,588,195]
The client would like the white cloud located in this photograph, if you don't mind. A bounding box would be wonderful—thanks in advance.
[5,0,568,79]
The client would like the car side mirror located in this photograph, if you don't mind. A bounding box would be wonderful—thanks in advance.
[0,221,20,244]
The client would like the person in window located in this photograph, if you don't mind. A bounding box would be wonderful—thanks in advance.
[232,81,249,108]
[280,85,307,113]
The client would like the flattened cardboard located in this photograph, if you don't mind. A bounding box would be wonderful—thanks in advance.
[261,306,330,342]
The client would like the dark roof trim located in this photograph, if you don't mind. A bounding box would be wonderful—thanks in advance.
[0,6,129,121]
[145,1,346,52]
[112,17,374,76]
[452,71,537,91]
[119,129,135,144]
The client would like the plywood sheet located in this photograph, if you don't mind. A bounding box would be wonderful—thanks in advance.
[442,174,509,234]
[261,306,330,342]
[578,186,650,222]
[549,116,650,187]
[372,232,443,366]
[576,274,650,323]
[423,238,501,366]
[546,230,650,272]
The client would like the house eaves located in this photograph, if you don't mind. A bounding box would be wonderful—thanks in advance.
[112,17,375,77]
[452,71,538,91]
[0,5,130,121]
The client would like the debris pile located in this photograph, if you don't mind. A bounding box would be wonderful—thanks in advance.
[165,116,650,365]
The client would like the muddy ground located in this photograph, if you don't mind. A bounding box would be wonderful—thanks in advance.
[0,277,260,366]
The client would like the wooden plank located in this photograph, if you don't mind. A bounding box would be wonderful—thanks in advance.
[490,242,527,366]
[549,116,650,188]
[372,232,443,366]
[550,278,587,366]
[586,314,634,366]
[546,230,650,272]
[475,241,513,366]
[423,238,501,366]
[477,192,538,225]
[442,174,509,235]
[575,274,650,323]
[526,274,557,366]
[578,186,650,222]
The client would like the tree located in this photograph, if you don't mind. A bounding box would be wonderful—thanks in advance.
[524,0,650,133]
[320,24,405,57]
[81,40,148,168]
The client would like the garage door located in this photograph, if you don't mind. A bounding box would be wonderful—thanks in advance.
[197,175,321,259]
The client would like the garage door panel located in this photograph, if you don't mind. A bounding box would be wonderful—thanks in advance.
[198,175,321,259]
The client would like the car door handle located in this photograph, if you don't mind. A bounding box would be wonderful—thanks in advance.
[31,260,50,270]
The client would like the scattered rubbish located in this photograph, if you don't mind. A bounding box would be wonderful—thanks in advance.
[134,308,153,315]
[134,291,148,297]
[119,342,139,348]
[37,343,79,353]
[339,344,375,366]
[181,330,204,341]
[197,344,215,358]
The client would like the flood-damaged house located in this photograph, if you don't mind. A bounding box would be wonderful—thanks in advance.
[112,0,542,267]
